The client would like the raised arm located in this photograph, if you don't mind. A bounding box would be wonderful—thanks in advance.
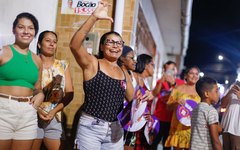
[152,77,164,97]
[69,1,113,69]
[221,90,232,108]
[221,85,240,108]
[152,73,175,97]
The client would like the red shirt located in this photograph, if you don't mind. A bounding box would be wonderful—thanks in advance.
[153,78,185,122]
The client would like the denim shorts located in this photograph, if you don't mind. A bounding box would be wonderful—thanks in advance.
[74,112,124,150]
[0,96,37,140]
[36,117,64,140]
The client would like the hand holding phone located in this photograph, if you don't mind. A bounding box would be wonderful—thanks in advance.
[235,80,240,89]
[165,69,174,76]
[164,69,175,84]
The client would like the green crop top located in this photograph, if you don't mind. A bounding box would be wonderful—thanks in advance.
[0,45,39,89]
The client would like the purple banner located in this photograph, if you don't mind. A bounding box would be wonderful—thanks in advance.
[176,99,198,126]
[144,115,160,144]
[118,86,148,132]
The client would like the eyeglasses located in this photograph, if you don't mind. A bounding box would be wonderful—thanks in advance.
[104,39,125,47]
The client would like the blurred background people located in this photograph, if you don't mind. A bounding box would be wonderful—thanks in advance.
[221,82,240,150]
[69,1,134,149]
[0,12,44,150]
[151,61,185,150]
[118,45,137,88]
[118,45,137,150]
[31,30,74,150]
[165,66,200,150]
[133,53,156,150]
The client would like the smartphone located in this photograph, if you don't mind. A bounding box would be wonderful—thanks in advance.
[235,80,240,88]
[166,69,174,76]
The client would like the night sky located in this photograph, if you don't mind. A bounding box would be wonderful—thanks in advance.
[184,0,240,84]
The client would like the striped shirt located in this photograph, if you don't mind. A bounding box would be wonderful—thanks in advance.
[190,102,219,150]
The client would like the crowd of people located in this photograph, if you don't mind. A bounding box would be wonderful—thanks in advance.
[0,1,238,150]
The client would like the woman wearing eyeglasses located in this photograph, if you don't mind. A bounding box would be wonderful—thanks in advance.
[69,1,134,149]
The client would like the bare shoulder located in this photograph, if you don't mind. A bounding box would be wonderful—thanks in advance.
[2,45,10,50]
[82,55,98,80]
[89,55,98,70]
[81,53,98,69]
[132,72,138,80]
[1,45,11,55]
[31,52,42,68]
[0,45,12,64]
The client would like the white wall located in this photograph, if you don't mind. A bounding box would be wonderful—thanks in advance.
[139,0,167,59]
[131,0,168,87]
[0,0,58,53]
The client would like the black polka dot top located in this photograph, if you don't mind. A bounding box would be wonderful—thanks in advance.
[83,62,126,122]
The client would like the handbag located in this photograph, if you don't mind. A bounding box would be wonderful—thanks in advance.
[40,74,64,122]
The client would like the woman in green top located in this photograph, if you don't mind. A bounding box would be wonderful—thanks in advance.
[0,12,44,150]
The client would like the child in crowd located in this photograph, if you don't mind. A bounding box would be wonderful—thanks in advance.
[190,77,222,150]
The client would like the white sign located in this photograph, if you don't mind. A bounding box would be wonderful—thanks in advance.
[61,0,99,15]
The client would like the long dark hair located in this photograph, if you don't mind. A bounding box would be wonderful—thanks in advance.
[135,54,152,73]
[97,31,122,59]
[37,30,58,55]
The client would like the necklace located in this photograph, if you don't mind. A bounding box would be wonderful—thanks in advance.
[24,54,28,63]
[12,45,29,63]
